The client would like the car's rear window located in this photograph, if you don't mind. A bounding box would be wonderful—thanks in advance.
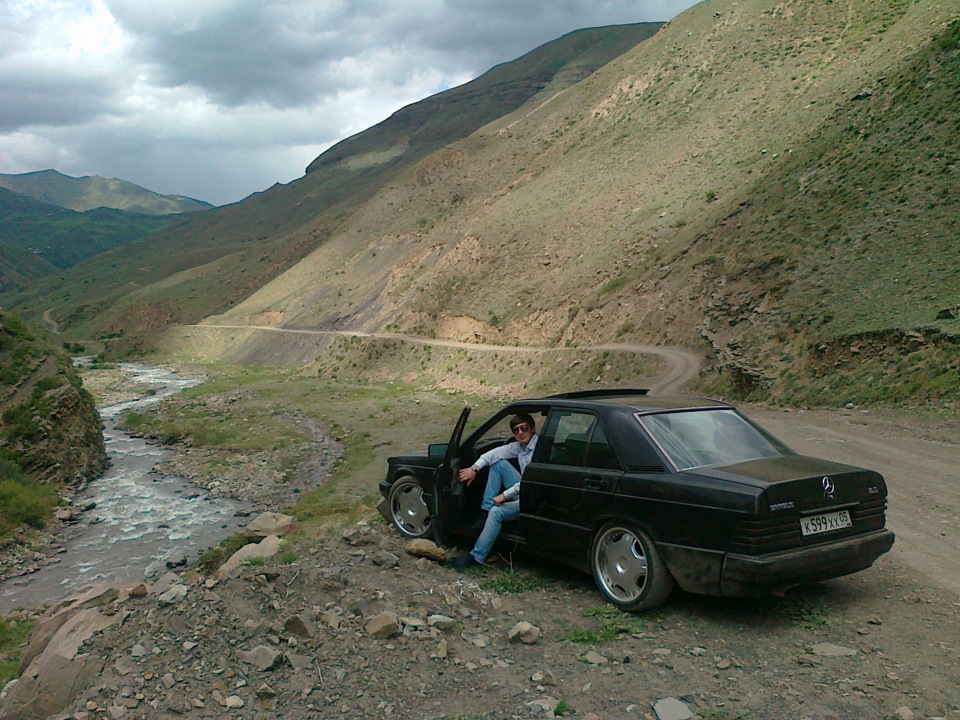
[639,408,788,471]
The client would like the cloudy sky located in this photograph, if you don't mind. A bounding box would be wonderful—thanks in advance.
[0,1,697,207]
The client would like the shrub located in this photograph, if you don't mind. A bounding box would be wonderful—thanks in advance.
[0,614,35,686]
[0,478,59,534]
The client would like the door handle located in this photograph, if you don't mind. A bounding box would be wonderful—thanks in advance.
[584,477,605,490]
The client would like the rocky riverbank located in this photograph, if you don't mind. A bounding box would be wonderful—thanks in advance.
[3,517,958,720]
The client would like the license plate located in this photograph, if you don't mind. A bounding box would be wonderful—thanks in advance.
[800,510,852,536]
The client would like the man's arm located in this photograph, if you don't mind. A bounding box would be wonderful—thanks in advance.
[458,440,520,484]
[501,478,521,502]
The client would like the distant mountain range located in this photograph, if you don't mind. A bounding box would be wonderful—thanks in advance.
[0,170,212,215]
[0,172,211,293]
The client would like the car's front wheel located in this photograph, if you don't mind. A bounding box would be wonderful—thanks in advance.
[591,522,674,612]
[387,476,433,538]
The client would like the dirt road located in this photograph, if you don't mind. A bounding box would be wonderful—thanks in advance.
[747,407,960,596]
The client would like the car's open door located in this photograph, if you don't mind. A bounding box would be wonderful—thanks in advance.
[431,406,470,546]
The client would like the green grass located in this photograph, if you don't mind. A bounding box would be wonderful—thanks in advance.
[480,568,551,595]
[0,615,34,686]
[559,604,648,644]
[0,449,60,538]
[778,596,831,629]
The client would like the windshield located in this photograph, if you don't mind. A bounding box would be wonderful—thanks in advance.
[640,408,789,471]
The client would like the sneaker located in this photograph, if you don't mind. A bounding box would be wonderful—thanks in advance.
[448,553,479,570]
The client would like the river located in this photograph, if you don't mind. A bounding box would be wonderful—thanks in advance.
[0,363,250,613]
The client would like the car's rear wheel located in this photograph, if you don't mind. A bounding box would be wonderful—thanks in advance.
[387,476,432,538]
[591,522,674,612]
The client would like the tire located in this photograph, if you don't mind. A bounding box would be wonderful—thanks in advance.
[387,476,433,539]
[591,522,674,612]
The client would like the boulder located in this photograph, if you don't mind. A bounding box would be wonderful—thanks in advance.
[19,584,118,673]
[508,621,541,644]
[1,608,119,720]
[364,612,401,639]
[404,539,447,562]
[243,512,300,540]
[217,535,283,577]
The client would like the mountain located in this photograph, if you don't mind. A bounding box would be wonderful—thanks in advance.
[0,170,213,215]
[0,24,663,347]
[0,187,187,293]
[306,23,665,176]
[0,239,55,295]
[3,5,959,408]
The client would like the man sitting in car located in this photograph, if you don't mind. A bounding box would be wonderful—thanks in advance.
[449,413,538,568]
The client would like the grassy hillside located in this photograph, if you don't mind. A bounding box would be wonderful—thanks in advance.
[0,240,54,295]
[207,0,958,409]
[0,187,182,284]
[0,169,212,214]
[0,24,663,350]
[0,310,106,540]
[4,4,958,410]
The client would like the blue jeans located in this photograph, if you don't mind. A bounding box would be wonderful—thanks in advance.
[481,460,520,511]
[470,500,520,563]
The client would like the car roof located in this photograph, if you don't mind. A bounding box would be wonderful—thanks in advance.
[508,390,731,415]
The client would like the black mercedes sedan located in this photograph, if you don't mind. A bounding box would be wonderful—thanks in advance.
[377,390,895,612]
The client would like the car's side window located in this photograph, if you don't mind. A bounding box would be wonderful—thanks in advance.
[586,424,620,470]
[538,410,619,470]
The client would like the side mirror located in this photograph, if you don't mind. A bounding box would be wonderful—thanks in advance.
[428,443,448,457]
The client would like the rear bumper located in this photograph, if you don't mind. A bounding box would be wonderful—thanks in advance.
[721,528,896,596]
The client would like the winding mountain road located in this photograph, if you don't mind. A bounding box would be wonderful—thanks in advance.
[192,323,959,595]
[193,324,701,394]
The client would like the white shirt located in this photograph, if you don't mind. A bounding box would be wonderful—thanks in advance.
[473,434,538,474]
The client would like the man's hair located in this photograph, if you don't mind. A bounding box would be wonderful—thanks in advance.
[510,413,536,431]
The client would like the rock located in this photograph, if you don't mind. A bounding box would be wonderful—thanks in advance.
[217,535,283,577]
[581,650,608,665]
[164,553,188,569]
[527,696,559,715]
[894,707,914,720]
[54,508,77,523]
[236,646,284,671]
[244,512,300,540]
[508,621,541,644]
[404,539,447,562]
[319,610,344,630]
[427,614,457,631]
[531,670,556,686]
[148,573,185,597]
[341,525,379,546]
[284,615,316,638]
[0,608,119,720]
[810,643,857,657]
[372,550,400,567]
[17,584,119,673]
[156,584,188,606]
[654,697,694,720]
[365,612,401,639]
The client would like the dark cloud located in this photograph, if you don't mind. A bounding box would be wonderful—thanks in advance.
[0,0,696,206]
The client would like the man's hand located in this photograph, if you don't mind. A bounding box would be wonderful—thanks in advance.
[458,467,477,485]
[493,493,507,506]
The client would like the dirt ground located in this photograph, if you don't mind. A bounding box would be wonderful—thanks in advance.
[3,353,959,720]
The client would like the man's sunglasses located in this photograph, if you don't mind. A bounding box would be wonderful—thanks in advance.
[511,423,532,435]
